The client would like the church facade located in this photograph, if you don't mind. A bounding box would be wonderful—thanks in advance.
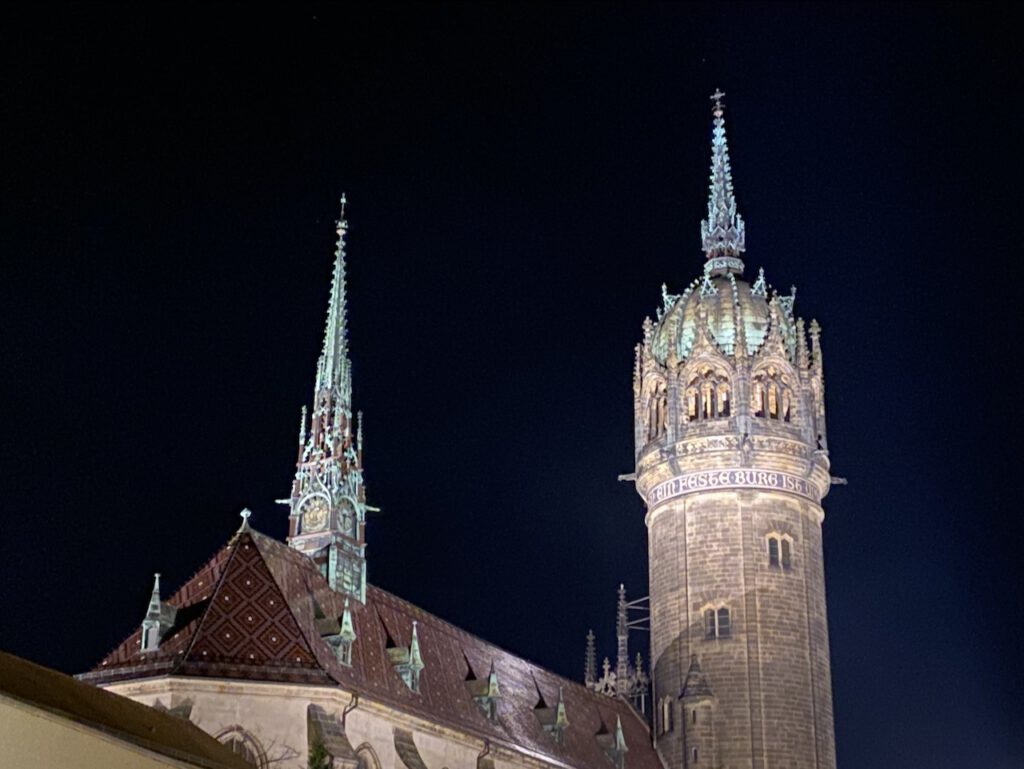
[81,95,837,769]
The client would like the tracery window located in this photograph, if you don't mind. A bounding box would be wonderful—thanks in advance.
[685,366,730,422]
[356,744,382,769]
[752,366,794,422]
[216,727,268,769]
[703,606,731,640]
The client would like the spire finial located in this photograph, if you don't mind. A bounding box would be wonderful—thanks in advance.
[700,90,746,275]
[317,195,351,394]
[711,88,725,112]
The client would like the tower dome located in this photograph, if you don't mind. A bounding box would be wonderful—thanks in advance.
[649,270,798,364]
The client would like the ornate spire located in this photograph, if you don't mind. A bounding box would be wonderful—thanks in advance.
[287,195,369,604]
[615,584,629,684]
[584,629,597,687]
[700,90,746,276]
[317,195,351,395]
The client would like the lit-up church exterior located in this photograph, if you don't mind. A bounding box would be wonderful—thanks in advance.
[81,94,837,769]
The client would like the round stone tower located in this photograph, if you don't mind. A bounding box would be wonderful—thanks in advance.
[634,93,836,769]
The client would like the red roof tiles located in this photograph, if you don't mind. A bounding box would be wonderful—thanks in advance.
[83,529,661,769]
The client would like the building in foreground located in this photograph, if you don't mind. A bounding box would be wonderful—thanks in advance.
[0,650,251,769]
[80,94,838,769]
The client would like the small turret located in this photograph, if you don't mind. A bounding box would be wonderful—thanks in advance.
[681,655,716,768]
[140,573,162,652]
[139,573,177,653]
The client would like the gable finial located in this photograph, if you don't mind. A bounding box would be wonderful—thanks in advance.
[700,89,746,276]
[238,507,252,531]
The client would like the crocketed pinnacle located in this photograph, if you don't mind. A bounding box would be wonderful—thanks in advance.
[700,90,746,270]
[316,194,351,397]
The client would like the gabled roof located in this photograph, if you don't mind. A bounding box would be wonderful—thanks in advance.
[0,650,251,769]
[83,529,661,769]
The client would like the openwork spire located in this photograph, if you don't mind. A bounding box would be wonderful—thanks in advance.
[316,195,351,396]
[700,90,746,276]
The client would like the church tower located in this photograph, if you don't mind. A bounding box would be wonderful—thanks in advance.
[285,195,369,603]
[634,94,836,769]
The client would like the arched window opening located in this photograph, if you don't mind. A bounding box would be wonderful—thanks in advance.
[752,366,795,422]
[216,727,268,769]
[703,605,731,640]
[692,746,699,763]
[659,697,674,735]
[646,380,668,441]
[766,534,794,571]
[716,608,731,638]
[703,608,716,640]
[686,366,731,423]
[356,745,382,769]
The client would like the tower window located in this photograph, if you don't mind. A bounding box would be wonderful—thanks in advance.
[686,367,730,423]
[766,534,794,570]
[704,606,731,639]
[692,747,699,763]
[659,697,674,734]
[752,366,794,422]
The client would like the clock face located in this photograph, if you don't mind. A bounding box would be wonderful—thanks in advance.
[338,498,357,537]
[300,496,329,531]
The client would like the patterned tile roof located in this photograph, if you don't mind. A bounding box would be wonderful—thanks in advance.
[83,529,661,769]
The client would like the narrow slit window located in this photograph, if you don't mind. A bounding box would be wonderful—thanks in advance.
[768,537,780,567]
[704,608,716,640]
[781,539,792,570]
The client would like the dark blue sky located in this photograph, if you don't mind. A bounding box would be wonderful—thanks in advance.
[2,5,1020,767]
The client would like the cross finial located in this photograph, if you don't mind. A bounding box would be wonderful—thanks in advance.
[337,193,349,234]
[711,88,725,110]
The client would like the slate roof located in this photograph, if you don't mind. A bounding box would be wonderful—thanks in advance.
[82,528,661,769]
[0,650,252,769]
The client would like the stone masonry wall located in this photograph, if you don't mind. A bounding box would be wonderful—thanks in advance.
[648,489,835,769]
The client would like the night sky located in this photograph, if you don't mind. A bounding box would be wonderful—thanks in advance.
[2,5,1020,767]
